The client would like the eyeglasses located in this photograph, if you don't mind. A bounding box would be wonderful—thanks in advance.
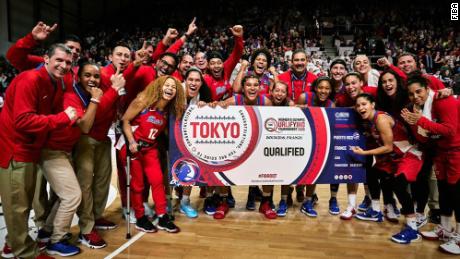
[160,59,176,70]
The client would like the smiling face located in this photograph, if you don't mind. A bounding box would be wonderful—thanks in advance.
[353,55,371,75]
[315,80,332,102]
[291,52,307,75]
[330,63,347,81]
[44,48,72,80]
[355,96,375,121]
[185,71,202,98]
[79,64,101,92]
[344,75,364,100]
[407,82,428,106]
[381,72,397,97]
[156,55,177,77]
[271,82,288,105]
[397,55,417,74]
[208,58,223,79]
[162,78,177,101]
[179,54,194,75]
[194,52,208,70]
[243,77,260,103]
[253,54,268,75]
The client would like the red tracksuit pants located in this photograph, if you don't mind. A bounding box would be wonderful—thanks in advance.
[120,145,167,218]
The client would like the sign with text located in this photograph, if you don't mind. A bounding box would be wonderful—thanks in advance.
[169,106,366,186]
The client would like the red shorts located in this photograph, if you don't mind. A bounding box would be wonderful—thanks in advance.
[375,152,423,182]
[433,150,460,184]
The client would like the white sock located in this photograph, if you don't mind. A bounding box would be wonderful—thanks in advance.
[407,217,418,230]
[262,192,271,197]
[305,196,312,201]
[348,194,356,208]
[330,192,338,198]
[371,200,380,212]
[281,195,287,201]
[441,215,453,230]
[181,195,190,205]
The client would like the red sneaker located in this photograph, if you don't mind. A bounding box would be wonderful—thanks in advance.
[79,229,107,249]
[2,243,14,258]
[213,201,229,220]
[94,218,117,230]
[259,201,277,219]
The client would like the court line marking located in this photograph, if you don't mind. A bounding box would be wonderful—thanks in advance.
[104,231,145,259]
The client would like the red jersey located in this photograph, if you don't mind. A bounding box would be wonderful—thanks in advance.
[0,66,71,167]
[278,70,317,103]
[367,111,421,173]
[335,86,378,107]
[233,94,265,105]
[204,36,244,101]
[132,108,168,145]
[299,92,334,107]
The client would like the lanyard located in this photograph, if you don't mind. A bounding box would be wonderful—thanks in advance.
[290,71,307,100]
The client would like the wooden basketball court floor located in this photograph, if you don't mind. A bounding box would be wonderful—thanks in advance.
[66,183,452,259]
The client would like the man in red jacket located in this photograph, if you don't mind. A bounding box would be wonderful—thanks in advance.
[0,44,77,259]
[5,22,83,240]
[277,49,318,103]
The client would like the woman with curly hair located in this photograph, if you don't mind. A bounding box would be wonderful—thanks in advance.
[121,75,185,233]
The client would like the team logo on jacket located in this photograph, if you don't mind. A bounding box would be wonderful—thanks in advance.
[179,106,258,168]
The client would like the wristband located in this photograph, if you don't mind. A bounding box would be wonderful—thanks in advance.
[90,98,100,104]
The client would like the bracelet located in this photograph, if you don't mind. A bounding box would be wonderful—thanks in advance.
[90,98,100,104]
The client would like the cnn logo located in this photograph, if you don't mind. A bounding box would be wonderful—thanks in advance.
[452,3,459,20]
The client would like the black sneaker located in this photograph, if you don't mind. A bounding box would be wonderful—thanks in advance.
[157,214,180,233]
[246,188,256,211]
[428,209,441,225]
[135,215,157,233]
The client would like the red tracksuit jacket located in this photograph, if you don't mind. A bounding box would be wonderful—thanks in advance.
[0,66,71,168]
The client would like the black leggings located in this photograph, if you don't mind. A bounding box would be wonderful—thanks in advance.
[410,155,433,213]
[438,179,460,222]
[373,169,414,215]
[367,167,396,205]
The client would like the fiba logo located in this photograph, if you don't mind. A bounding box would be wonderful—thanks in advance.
[452,3,458,20]
[172,159,200,185]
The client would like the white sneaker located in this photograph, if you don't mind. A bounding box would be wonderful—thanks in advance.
[440,233,460,255]
[339,207,356,220]
[415,213,428,228]
[384,204,399,223]
[420,224,454,241]
[122,207,136,224]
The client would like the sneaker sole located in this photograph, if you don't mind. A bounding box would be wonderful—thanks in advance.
[94,225,117,230]
[204,210,216,215]
[46,249,80,257]
[357,207,369,212]
[179,209,198,218]
[439,244,460,255]
[78,238,107,249]
[135,225,157,233]
[156,225,180,233]
[355,215,383,222]
[329,209,340,215]
[300,208,317,217]
[391,234,421,244]
[1,252,14,259]
[277,211,287,217]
